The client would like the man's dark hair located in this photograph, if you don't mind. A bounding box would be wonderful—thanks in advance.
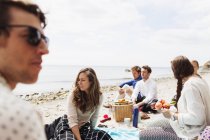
[0,0,46,34]
[142,65,152,73]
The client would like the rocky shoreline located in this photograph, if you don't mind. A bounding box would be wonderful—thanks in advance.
[17,71,209,106]
[17,85,119,105]
[17,88,70,104]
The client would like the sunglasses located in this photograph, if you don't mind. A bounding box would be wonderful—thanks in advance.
[0,25,49,47]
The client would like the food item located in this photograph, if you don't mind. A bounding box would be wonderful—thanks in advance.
[155,99,170,110]
[114,98,131,105]
[160,99,165,105]
[103,114,109,119]
[116,98,127,104]
[155,102,162,110]
[170,100,176,105]
[162,103,170,109]
[118,98,125,102]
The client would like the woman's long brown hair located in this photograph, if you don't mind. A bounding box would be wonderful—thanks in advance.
[72,68,102,113]
[171,56,194,108]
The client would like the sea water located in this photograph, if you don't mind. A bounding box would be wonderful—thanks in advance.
[13,65,173,94]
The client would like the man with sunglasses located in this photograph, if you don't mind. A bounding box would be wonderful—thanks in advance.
[0,0,48,139]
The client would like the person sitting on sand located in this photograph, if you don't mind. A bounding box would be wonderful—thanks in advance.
[67,68,112,140]
[171,59,202,105]
[45,68,113,140]
[191,59,202,78]
[117,65,142,100]
[140,55,210,139]
[132,65,158,113]
[103,65,142,108]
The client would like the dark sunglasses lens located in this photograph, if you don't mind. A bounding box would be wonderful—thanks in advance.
[27,27,41,46]
[41,34,49,46]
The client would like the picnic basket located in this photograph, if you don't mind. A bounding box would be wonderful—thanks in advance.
[112,103,133,122]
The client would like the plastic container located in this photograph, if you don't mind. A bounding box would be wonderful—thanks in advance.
[132,108,139,128]
[124,118,131,127]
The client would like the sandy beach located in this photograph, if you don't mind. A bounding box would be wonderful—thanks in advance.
[19,71,210,129]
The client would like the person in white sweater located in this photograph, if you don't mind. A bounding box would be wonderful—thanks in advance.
[191,60,201,78]
[140,56,210,140]
[164,56,210,139]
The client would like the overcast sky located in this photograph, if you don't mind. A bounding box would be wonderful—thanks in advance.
[35,0,210,67]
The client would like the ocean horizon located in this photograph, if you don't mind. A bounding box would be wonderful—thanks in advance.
[13,65,173,95]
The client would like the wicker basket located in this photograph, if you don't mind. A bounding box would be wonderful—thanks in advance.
[112,104,133,122]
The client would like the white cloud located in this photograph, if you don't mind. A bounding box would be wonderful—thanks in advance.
[35,0,210,67]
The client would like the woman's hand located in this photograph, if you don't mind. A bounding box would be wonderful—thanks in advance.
[133,103,140,109]
[71,125,82,140]
[133,101,144,109]
[162,109,173,119]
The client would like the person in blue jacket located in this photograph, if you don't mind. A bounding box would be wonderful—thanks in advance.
[103,66,142,108]
[119,65,142,88]
[117,66,142,100]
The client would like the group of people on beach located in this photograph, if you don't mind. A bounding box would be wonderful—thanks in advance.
[116,59,210,140]
[0,0,210,140]
[115,65,158,114]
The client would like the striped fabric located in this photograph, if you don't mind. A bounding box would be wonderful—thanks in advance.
[46,115,113,140]
[140,118,181,140]
[50,115,74,140]
[80,122,113,140]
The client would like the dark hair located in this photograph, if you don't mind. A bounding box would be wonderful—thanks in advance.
[0,0,46,34]
[171,56,194,108]
[142,65,152,73]
[72,68,102,113]
[131,66,141,73]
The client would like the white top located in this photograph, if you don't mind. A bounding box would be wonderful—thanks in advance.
[170,76,210,139]
[0,75,46,140]
[132,78,157,103]
[67,92,103,128]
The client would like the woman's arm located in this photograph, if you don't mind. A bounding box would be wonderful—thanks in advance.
[178,85,205,126]
[67,93,81,139]
[90,94,104,128]
[171,82,206,137]
[71,125,82,140]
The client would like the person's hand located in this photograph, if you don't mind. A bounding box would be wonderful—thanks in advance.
[162,109,172,119]
[119,88,125,95]
[150,102,156,110]
[133,103,139,109]
[126,88,133,96]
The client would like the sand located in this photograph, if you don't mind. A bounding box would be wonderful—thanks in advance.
[21,71,210,129]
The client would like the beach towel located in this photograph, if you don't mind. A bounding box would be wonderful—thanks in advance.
[96,127,139,140]
[46,115,113,140]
